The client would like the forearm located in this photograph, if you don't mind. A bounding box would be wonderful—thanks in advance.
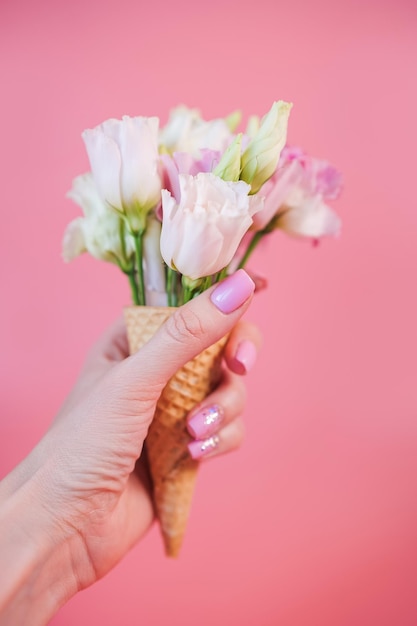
[0,459,77,625]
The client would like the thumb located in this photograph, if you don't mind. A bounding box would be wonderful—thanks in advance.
[123,270,255,390]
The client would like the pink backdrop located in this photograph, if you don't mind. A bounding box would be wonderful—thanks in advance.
[1,0,417,624]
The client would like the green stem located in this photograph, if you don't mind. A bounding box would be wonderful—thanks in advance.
[182,283,193,304]
[126,269,140,305]
[119,220,140,305]
[119,218,128,265]
[115,252,139,306]
[181,275,205,302]
[133,231,146,306]
[237,231,265,269]
[201,275,213,292]
[167,267,178,307]
[218,267,228,281]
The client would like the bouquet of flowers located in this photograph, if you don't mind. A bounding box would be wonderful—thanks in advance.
[63,101,342,556]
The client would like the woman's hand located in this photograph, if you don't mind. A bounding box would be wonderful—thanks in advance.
[0,271,261,625]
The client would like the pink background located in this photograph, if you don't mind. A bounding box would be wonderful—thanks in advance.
[1,0,417,624]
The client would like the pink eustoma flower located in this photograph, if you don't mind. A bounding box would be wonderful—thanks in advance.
[253,146,342,239]
[160,172,263,280]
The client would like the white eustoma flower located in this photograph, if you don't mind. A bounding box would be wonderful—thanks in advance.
[62,218,86,262]
[160,172,263,280]
[159,106,233,156]
[62,173,134,266]
[82,116,162,233]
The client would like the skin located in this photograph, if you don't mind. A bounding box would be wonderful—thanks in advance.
[0,282,261,625]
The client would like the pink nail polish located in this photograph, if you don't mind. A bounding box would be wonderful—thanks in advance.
[234,340,257,375]
[188,435,220,460]
[210,270,255,314]
[187,405,224,439]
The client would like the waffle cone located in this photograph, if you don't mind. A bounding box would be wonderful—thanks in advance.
[124,305,227,557]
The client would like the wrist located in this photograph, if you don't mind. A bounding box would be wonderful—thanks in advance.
[0,457,77,624]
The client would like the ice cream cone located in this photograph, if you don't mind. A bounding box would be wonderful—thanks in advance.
[124,305,227,557]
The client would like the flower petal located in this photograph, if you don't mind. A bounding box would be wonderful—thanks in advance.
[278,197,341,238]
[82,128,122,209]
[62,218,86,262]
[119,116,161,211]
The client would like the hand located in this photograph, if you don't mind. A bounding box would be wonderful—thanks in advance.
[60,317,261,463]
[0,271,261,624]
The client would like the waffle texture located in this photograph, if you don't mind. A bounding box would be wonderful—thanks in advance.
[124,305,227,557]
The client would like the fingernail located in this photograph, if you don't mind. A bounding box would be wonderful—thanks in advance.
[187,405,224,439]
[234,340,257,375]
[188,435,220,460]
[210,270,255,314]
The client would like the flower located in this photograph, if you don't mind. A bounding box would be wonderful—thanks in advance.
[240,100,292,194]
[62,173,134,266]
[275,194,341,239]
[160,172,263,279]
[64,103,342,308]
[82,116,162,234]
[159,149,221,206]
[252,147,342,239]
[159,106,233,156]
[252,158,304,230]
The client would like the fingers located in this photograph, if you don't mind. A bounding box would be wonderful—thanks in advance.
[224,320,262,375]
[188,418,245,461]
[121,270,255,391]
[187,370,246,438]
[186,370,246,461]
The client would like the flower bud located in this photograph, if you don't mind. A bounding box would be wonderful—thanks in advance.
[240,100,292,194]
[225,110,242,132]
[213,134,242,182]
[245,115,260,139]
